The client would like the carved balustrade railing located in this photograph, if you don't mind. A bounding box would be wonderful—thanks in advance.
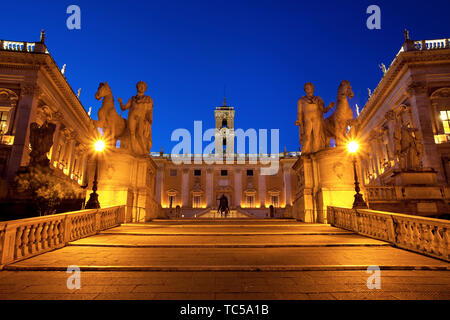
[0,206,125,266]
[365,186,398,201]
[328,206,449,262]
[414,38,450,50]
[0,39,48,54]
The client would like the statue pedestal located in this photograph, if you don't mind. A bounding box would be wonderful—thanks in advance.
[368,168,446,217]
[88,149,160,222]
[391,169,437,185]
[292,147,356,223]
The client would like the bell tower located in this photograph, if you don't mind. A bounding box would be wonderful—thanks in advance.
[214,97,235,156]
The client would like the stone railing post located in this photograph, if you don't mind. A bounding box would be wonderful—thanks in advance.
[95,209,102,233]
[1,224,18,266]
[120,205,126,224]
[386,215,396,243]
[353,210,360,232]
[63,215,71,243]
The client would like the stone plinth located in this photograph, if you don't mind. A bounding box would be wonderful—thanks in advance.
[392,169,438,185]
[292,147,357,223]
[87,149,160,222]
[368,169,447,217]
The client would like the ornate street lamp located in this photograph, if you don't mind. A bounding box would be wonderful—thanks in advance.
[347,141,368,209]
[85,139,105,209]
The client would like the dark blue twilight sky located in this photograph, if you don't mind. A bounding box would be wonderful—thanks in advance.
[1,0,449,153]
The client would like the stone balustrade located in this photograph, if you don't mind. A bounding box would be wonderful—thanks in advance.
[0,206,125,266]
[328,206,449,262]
[365,186,397,201]
[0,39,48,54]
[414,38,450,50]
[1,40,36,52]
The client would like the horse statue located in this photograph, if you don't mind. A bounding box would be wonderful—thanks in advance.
[94,82,129,148]
[324,80,355,146]
[217,194,230,218]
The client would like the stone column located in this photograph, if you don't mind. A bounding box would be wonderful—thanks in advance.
[181,168,189,207]
[155,166,164,206]
[234,169,242,207]
[258,169,266,207]
[65,134,77,176]
[205,168,213,207]
[49,112,64,167]
[283,165,292,206]
[6,84,40,182]
[370,139,381,179]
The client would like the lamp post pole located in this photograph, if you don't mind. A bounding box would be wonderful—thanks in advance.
[85,140,104,209]
[85,153,100,209]
[351,154,368,209]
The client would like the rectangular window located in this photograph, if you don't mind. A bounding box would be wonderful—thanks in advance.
[170,169,177,176]
[440,111,450,134]
[194,169,202,176]
[0,111,8,134]
[221,170,228,176]
[246,169,254,176]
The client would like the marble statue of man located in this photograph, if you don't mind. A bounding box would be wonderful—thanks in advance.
[118,81,153,156]
[295,82,334,154]
[394,112,423,170]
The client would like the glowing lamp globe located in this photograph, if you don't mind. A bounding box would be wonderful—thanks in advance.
[94,140,105,152]
[347,141,359,154]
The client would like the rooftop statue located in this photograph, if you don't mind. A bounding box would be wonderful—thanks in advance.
[295,82,335,154]
[118,81,153,156]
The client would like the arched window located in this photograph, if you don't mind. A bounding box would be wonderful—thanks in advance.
[222,119,228,128]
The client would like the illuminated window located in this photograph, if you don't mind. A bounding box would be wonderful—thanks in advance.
[440,111,450,134]
[0,111,8,133]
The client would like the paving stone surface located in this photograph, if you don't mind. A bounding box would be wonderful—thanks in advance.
[1,219,449,299]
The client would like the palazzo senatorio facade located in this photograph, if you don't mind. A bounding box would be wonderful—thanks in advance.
[0,31,449,221]
[152,101,299,218]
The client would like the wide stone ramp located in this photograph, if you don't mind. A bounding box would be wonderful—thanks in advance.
[6,219,448,271]
[1,219,449,299]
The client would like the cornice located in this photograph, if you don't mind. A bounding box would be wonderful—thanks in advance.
[358,48,450,128]
[0,49,92,137]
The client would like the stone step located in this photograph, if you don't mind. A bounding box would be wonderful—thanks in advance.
[70,233,386,247]
[101,224,354,236]
[7,246,450,271]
